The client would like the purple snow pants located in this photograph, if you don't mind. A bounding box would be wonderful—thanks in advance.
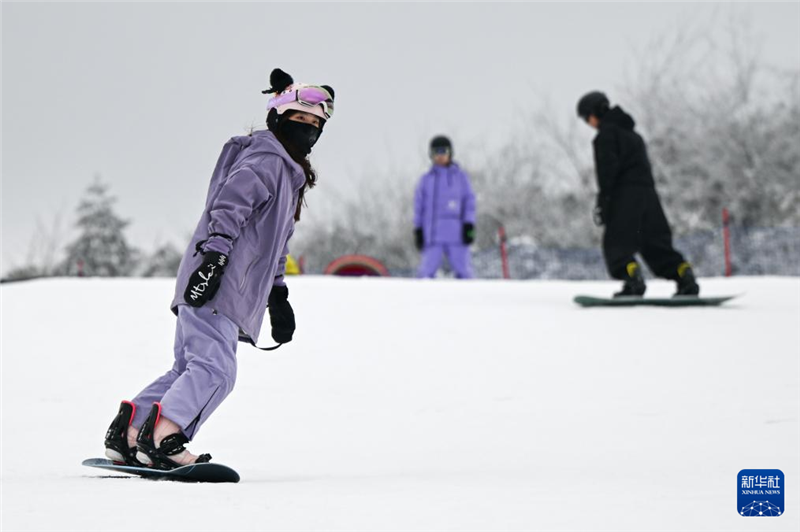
[417,244,474,279]
[130,305,239,440]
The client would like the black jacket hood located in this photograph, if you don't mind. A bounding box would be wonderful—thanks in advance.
[601,106,636,130]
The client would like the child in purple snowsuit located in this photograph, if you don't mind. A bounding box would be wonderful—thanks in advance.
[414,136,476,279]
[103,69,335,470]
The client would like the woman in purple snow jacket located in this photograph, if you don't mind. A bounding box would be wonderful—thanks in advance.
[414,135,477,278]
[102,69,335,470]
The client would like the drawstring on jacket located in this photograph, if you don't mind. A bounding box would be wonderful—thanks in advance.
[243,337,283,352]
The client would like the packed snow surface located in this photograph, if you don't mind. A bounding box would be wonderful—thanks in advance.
[2,276,798,531]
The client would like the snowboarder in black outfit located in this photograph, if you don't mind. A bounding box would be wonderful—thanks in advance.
[577,91,700,297]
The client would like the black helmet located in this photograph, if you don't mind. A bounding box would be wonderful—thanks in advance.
[577,91,610,121]
[429,135,453,157]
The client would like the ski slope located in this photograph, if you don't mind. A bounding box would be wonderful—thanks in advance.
[1,276,798,532]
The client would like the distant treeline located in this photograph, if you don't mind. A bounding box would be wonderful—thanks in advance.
[5,18,798,281]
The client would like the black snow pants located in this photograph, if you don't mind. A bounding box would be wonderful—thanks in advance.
[602,186,686,281]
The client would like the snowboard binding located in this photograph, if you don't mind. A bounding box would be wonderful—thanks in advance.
[135,402,211,470]
[675,262,700,296]
[104,400,146,467]
[614,262,646,298]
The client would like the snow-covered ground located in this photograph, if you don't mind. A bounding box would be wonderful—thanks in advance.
[1,276,798,532]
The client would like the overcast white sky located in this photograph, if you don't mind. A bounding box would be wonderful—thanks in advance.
[2,1,799,275]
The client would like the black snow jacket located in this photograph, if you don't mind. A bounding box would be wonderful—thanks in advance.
[592,106,655,195]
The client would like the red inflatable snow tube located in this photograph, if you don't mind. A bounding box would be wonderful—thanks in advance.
[324,255,390,277]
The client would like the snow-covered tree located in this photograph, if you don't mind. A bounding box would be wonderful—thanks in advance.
[61,178,139,277]
[141,242,183,277]
[621,13,800,233]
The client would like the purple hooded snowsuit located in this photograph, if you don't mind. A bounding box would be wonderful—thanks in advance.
[130,130,304,438]
[414,163,476,278]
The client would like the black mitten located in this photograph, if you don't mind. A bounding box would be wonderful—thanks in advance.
[462,223,475,245]
[593,194,611,226]
[268,285,295,344]
[414,228,424,251]
[184,251,228,307]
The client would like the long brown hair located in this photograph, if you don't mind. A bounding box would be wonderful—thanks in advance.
[272,126,317,221]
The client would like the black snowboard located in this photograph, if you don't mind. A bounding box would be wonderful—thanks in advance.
[573,294,738,308]
[82,458,240,483]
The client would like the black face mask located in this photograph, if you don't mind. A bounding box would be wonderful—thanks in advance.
[280,120,320,157]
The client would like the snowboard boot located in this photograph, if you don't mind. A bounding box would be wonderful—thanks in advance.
[104,400,146,466]
[675,262,700,296]
[135,402,211,470]
[614,262,646,298]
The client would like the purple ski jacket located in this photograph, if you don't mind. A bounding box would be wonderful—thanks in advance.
[171,130,304,342]
[413,163,476,245]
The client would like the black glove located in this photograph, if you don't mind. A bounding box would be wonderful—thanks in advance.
[184,251,228,307]
[268,285,295,344]
[462,223,475,245]
[593,194,611,226]
[414,228,424,251]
